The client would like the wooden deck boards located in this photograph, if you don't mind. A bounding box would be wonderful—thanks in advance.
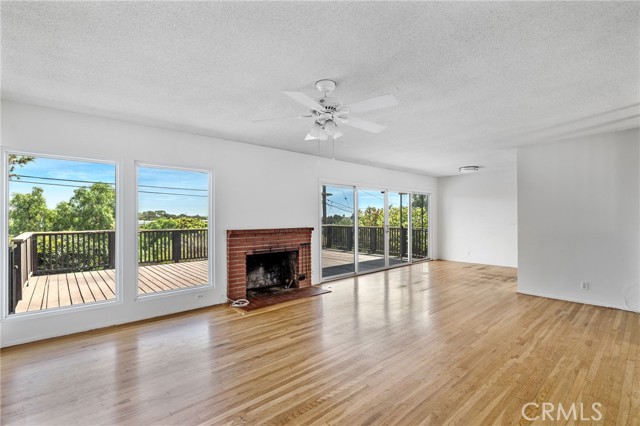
[321,249,414,277]
[14,261,208,313]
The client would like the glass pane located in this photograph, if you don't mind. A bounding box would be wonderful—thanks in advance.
[321,185,355,278]
[388,191,410,264]
[137,166,209,294]
[412,194,429,260]
[357,188,386,273]
[7,154,117,314]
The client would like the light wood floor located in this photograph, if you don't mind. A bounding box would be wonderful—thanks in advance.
[15,261,208,313]
[1,261,638,425]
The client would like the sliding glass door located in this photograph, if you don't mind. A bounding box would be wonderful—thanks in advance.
[321,184,429,281]
[321,185,355,279]
[412,194,429,260]
[357,189,387,273]
[388,191,410,266]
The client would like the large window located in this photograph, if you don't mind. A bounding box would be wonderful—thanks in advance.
[137,165,210,295]
[6,154,118,314]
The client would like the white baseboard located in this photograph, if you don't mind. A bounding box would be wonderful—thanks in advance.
[516,289,637,313]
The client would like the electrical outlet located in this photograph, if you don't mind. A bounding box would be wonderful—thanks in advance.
[196,293,205,300]
[580,281,590,290]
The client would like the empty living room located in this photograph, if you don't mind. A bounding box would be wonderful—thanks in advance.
[1,1,638,425]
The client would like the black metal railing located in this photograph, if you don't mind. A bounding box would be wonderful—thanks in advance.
[322,224,429,259]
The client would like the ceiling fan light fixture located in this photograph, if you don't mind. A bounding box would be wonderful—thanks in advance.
[270,79,399,142]
[459,166,479,174]
[309,121,325,139]
[323,119,338,135]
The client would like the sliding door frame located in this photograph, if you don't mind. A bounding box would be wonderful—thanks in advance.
[319,180,431,283]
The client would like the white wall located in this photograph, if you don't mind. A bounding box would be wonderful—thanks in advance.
[0,100,437,346]
[438,169,518,267]
[517,128,639,311]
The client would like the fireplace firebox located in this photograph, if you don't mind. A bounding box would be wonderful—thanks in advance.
[246,250,299,297]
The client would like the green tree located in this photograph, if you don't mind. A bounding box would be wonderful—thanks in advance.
[139,210,169,221]
[8,154,35,178]
[63,183,116,230]
[8,187,50,237]
[324,214,354,225]
[357,199,428,229]
[412,194,428,230]
[388,205,409,227]
[358,206,384,227]
[50,201,74,231]
[140,217,207,230]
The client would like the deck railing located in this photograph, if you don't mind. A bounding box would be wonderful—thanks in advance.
[322,224,429,259]
[7,228,208,313]
[138,228,208,265]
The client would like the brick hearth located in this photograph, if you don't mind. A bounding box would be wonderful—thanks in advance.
[227,228,313,300]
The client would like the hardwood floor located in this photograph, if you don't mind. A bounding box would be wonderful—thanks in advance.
[1,261,638,425]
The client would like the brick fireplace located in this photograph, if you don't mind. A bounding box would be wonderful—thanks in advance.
[227,228,313,300]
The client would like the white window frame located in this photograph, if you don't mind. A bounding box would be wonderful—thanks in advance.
[134,161,214,300]
[1,149,123,319]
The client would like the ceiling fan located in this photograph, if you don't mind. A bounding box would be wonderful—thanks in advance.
[256,79,399,141]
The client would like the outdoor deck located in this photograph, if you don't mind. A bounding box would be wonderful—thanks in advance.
[322,249,410,277]
[15,261,208,314]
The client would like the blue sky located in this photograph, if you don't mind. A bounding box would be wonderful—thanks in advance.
[324,186,409,217]
[138,166,208,216]
[9,157,116,207]
[8,157,209,217]
[324,186,386,217]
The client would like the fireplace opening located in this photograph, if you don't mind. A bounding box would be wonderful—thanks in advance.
[246,250,299,298]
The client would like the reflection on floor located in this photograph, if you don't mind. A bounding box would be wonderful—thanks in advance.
[239,286,331,311]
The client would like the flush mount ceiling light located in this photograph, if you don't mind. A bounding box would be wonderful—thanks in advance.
[459,166,479,173]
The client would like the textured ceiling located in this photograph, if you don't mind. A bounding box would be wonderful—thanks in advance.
[2,1,639,176]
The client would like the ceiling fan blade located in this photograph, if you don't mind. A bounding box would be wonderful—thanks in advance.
[344,94,399,113]
[253,114,312,123]
[339,116,387,133]
[283,91,326,113]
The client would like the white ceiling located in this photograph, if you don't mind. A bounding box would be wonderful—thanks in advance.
[2,1,639,177]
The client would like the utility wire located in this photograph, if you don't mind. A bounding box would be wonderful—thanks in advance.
[10,179,207,198]
[8,179,102,189]
[325,201,353,214]
[13,174,206,192]
[12,174,114,185]
[325,199,353,211]
[139,190,207,198]
[139,184,206,192]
